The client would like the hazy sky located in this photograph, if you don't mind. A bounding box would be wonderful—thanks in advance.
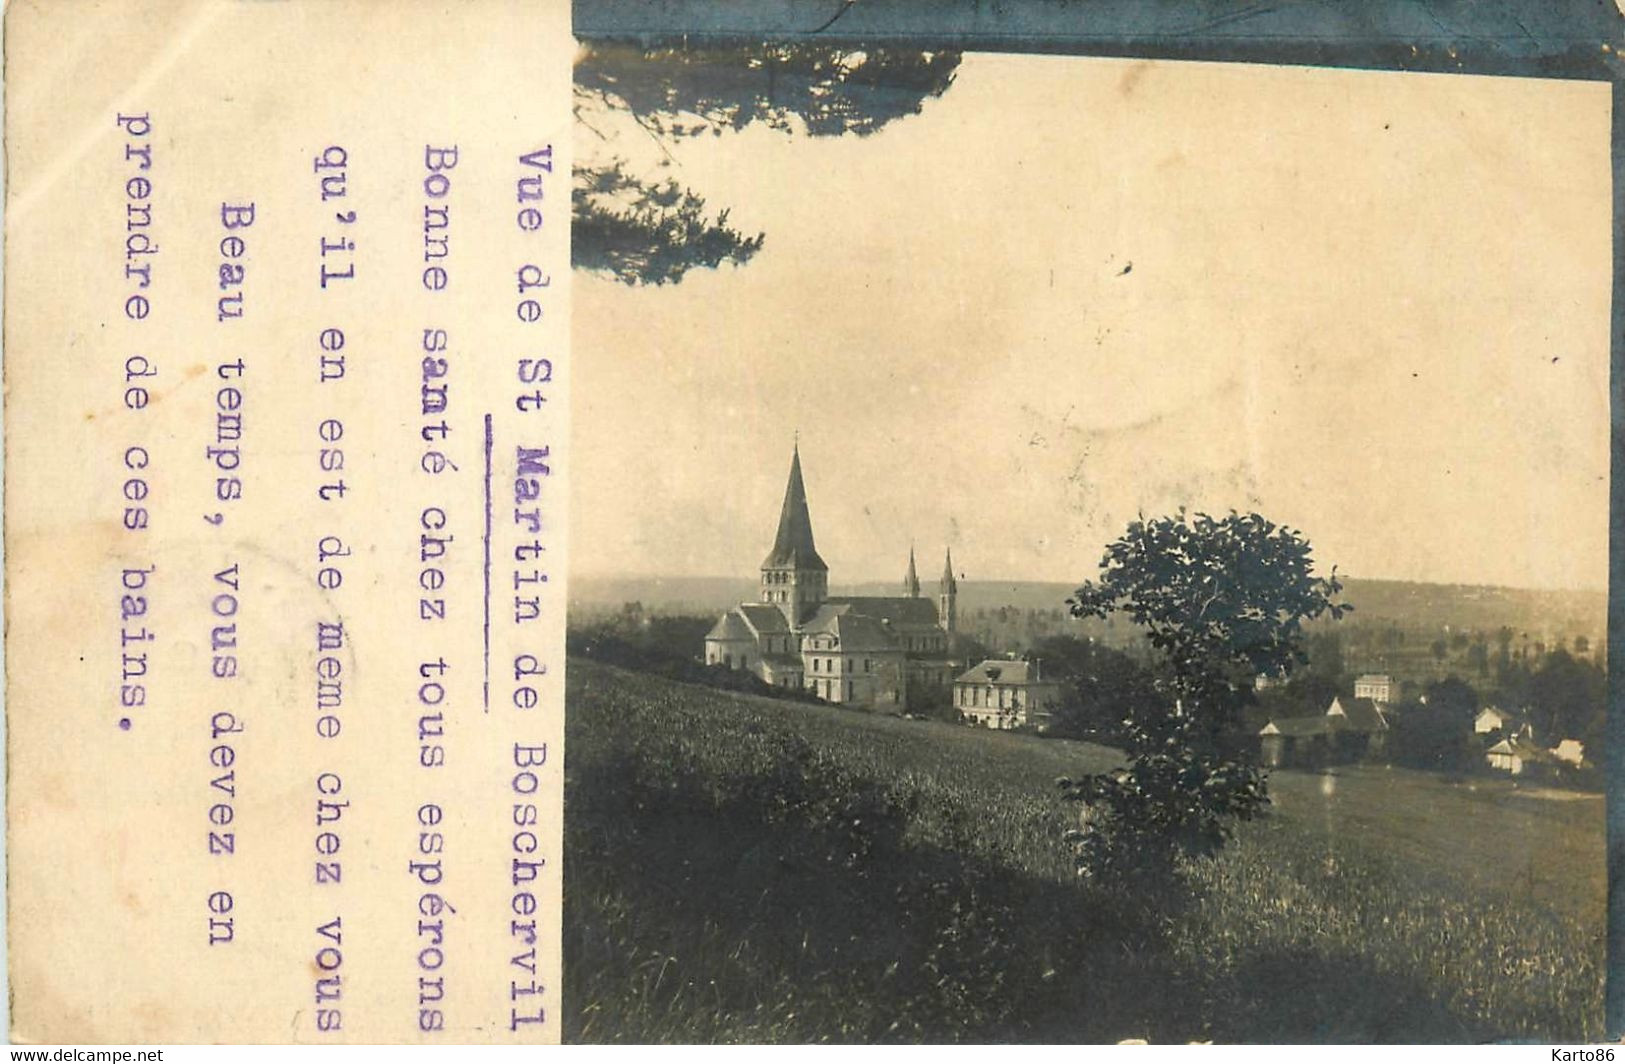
[573,53,1611,591]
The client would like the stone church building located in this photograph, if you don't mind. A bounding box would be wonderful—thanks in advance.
[704,445,961,709]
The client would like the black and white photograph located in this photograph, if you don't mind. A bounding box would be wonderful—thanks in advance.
[564,21,1610,1043]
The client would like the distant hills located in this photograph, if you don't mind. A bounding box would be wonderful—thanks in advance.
[570,573,1604,643]
[1314,578,1603,641]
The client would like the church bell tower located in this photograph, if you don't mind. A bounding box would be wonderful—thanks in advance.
[760,442,828,626]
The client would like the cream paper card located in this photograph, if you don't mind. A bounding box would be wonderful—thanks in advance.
[7,7,1613,1047]
[6,0,570,1043]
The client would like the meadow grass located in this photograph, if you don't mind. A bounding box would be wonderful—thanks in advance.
[563,660,1603,1043]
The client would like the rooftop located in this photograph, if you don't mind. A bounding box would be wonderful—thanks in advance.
[736,602,791,635]
[762,446,827,572]
[954,659,1054,686]
[1327,696,1388,732]
[1260,715,1335,739]
[822,595,941,627]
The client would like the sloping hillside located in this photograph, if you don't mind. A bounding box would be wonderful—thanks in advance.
[564,660,1602,1043]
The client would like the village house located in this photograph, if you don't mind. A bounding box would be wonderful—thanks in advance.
[1485,735,1555,777]
[952,658,1061,730]
[1483,732,1585,778]
[1258,695,1390,768]
[1258,715,1338,768]
[1326,695,1391,749]
[1473,705,1520,735]
[1353,673,1399,705]
[704,444,961,709]
[1552,739,1585,768]
[1253,670,1286,692]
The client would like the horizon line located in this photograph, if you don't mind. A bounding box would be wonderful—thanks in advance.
[567,569,1609,598]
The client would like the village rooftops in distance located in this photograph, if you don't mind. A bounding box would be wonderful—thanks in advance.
[704,444,961,709]
[1258,694,1392,768]
[1259,687,1591,778]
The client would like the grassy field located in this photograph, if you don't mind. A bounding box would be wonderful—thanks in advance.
[562,659,1604,1043]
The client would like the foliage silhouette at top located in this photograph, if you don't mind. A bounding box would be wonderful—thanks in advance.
[573,161,766,287]
[576,41,962,140]
[573,42,961,286]
[1060,510,1350,886]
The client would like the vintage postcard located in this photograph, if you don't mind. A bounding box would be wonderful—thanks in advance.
[3,0,1617,1049]
[563,29,1612,1044]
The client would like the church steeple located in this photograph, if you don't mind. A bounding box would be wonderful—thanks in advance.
[760,442,828,624]
[904,546,920,598]
[938,547,958,636]
[763,443,825,572]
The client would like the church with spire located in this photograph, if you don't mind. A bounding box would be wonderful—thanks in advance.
[704,444,962,709]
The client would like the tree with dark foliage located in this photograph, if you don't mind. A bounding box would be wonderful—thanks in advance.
[1058,511,1349,886]
[574,42,961,285]
[1527,649,1605,751]
[1389,677,1478,770]
[575,41,962,141]
[1029,634,1160,743]
[573,162,765,287]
